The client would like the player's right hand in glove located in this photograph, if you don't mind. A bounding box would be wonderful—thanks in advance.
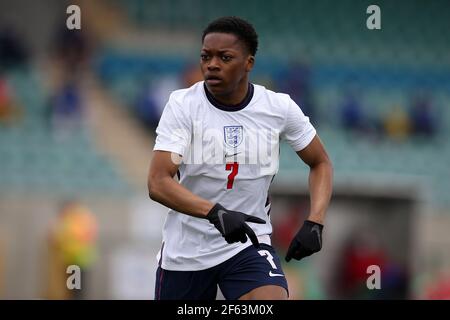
[207,203,266,248]
[285,220,323,262]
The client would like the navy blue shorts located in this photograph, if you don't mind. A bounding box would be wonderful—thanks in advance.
[154,244,288,300]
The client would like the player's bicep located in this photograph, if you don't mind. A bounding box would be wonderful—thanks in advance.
[148,151,181,190]
[296,135,330,168]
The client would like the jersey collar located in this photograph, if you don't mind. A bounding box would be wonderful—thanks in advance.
[203,82,254,112]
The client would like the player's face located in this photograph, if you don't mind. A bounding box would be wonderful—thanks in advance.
[201,33,254,98]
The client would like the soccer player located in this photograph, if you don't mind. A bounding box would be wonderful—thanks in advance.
[148,16,333,300]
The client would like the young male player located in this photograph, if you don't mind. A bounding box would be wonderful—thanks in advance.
[148,16,333,300]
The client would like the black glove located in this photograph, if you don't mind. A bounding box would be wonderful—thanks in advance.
[207,203,266,248]
[285,220,323,262]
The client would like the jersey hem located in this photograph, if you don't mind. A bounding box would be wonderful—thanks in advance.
[159,235,272,271]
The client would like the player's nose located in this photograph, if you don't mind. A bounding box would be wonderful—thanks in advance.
[207,56,221,71]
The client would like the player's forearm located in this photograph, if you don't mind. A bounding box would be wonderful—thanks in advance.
[149,176,214,218]
[307,160,333,224]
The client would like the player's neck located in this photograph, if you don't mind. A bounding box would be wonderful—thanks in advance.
[210,80,250,107]
[204,82,254,112]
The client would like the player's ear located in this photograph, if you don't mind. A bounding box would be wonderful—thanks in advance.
[245,55,255,72]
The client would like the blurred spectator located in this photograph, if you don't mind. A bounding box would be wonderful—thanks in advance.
[278,60,316,121]
[52,25,90,75]
[409,92,437,138]
[271,203,308,253]
[0,26,29,70]
[48,77,84,140]
[334,231,408,299]
[424,271,450,299]
[340,89,366,133]
[0,77,22,125]
[135,82,160,131]
[135,62,202,131]
[47,200,98,299]
[135,75,179,131]
[383,105,411,141]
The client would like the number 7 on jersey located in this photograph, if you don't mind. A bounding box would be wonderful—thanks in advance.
[225,162,239,189]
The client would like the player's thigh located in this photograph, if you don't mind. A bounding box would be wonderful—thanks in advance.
[218,244,289,300]
[239,285,288,300]
[154,266,218,300]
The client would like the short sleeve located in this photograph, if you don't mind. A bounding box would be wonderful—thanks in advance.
[153,95,191,157]
[280,98,316,151]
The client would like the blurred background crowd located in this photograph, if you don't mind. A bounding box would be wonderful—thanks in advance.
[0,0,449,299]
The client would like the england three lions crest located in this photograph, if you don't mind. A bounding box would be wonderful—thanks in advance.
[224,126,243,148]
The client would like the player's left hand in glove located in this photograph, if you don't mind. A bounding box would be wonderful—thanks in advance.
[207,203,266,248]
[285,220,323,262]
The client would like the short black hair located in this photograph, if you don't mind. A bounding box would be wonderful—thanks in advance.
[202,16,258,56]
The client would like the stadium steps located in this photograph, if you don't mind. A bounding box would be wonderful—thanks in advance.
[83,75,154,192]
[0,67,131,196]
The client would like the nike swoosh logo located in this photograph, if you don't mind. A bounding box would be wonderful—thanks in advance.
[217,209,226,233]
[269,271,284,277]
[224,152,240,158]
[311,225,322,248]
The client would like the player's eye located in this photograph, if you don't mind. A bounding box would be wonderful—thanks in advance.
[200,54,209,61]
[221,55,232,62]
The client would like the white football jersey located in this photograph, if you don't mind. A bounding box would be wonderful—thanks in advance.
[153,81,316,271]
